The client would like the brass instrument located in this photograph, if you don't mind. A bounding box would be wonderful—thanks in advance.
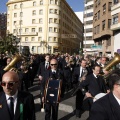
[71,69,88,96]
[4,54,22,72]
[103,53,120,78]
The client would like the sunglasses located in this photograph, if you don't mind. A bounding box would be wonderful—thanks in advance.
[1,81,18,87]
[51,64,57,66]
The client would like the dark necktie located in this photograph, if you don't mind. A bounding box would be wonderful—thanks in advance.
[9,97,14,120]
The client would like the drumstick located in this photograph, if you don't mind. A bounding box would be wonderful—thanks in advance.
[41,103,45,112]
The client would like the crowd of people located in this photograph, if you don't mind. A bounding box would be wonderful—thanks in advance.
[0,52,120,120]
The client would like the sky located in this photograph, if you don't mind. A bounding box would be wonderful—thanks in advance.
[0,0,84,13]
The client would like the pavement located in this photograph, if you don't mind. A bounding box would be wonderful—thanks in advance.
[29,78,89,120]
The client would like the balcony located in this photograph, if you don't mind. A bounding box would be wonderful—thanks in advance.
[111,23,120,31]
[17,32,38,36]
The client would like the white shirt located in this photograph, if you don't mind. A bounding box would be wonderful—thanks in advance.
[93,73,97,78]
[113,93,120,105]
[80,67,85,77]
[51,69,56,73]
[6,91,18,114]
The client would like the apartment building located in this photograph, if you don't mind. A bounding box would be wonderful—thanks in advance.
[93,0,113,56]
[6,0,83,54]
[111,0,120,53]
[0,13,7,38]
[84,0,94,54]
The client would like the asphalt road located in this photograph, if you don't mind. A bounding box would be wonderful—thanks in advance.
[29,78,89,120]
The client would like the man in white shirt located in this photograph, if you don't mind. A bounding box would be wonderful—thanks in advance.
[89,71,120,120]
[0,71,35,120]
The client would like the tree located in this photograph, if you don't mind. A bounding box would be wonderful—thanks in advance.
[0,34,20,54]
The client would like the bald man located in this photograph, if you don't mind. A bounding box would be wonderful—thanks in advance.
[0,71,35,120]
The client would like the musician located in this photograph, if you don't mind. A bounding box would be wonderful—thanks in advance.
[80,65,107,111]
[0,71,35,120]
[101,56,107,68]
[72,59,92,118]
[94,57,102,66]
[37,54,51,109]
[89,71,120,120]
[42,59,64,120]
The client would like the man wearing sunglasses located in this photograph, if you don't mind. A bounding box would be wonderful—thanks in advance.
[42,59,64,120]
[0,71,35,120]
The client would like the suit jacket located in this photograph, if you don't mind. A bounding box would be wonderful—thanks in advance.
[0,91,35,120]
[72,66,92,84]
[89,92,120,120]
[80,74,107,97]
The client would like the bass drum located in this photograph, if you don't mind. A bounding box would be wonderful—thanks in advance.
[93,93,106,102]
[44,78,62,104]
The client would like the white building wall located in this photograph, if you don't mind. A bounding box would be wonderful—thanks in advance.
[114,32,120,52]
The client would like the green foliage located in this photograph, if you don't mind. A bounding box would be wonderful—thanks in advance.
[0,34,19,54]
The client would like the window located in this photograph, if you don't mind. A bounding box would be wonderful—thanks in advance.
[108,2,112,11]
[39,27,42,32]
[49,9,54,13]
[20,12,23,17]
[14,13,17,17]
[32,28,35,32]
[108,19,111,28]
[50,0,54,4]
[54,37,57,41]
[55,0,58,5]
[13,29,16,33]
[33,1,36,6]
[113,0,119,4]
[14,21,17,25]
[25,28,29,32]
[32,10,36,15]
[98,11,100,19]
[25,37,28,41]
[55,9,58,14]
[39,9,43,15]
[49,27,52,32]
[14,4,17,9]
[48,37,52,41]
[31,37,35,41]
[38,37,42,41]
[19,29,22,33]
[112,14,118,24]
[102,20,105,30]
[54,28,58,32]
[103,4,106,14]
[19,20,23,25]
[32,19,36,24]
[20,3,23,8]
[49,18,53,23]
[39,18,43,23]
[54,18,57,23]
[40,0,43,5]
[106,37,111,46]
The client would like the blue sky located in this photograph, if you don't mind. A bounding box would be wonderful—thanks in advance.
[0,0,84,13]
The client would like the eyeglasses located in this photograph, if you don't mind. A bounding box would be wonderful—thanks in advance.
[51,64,57,66]
[1,81,18,87]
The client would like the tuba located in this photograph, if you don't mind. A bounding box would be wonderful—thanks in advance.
[103,53,120,78]
[4,54,22,72]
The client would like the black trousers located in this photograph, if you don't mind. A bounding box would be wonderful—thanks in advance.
[76,89,85,113]
[45,103,59,120]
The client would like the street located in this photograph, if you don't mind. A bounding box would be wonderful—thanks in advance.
[29,78,89,120]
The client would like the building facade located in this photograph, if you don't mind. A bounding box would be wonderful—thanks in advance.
[7,0,83,54]
[84,0,94,54]
[93,0,113,57]
[0,13,7,39]
[111,0,120,53]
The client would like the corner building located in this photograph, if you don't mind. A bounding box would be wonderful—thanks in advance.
[93,0,113,56]
[7,0,83,54]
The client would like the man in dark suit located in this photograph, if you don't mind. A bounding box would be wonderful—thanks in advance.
[42,59,64,120]
[0,71,35,120]
[89,72,120,120]
[80,65,107,110]
[37,54,50,109]
[72,59,92,118]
